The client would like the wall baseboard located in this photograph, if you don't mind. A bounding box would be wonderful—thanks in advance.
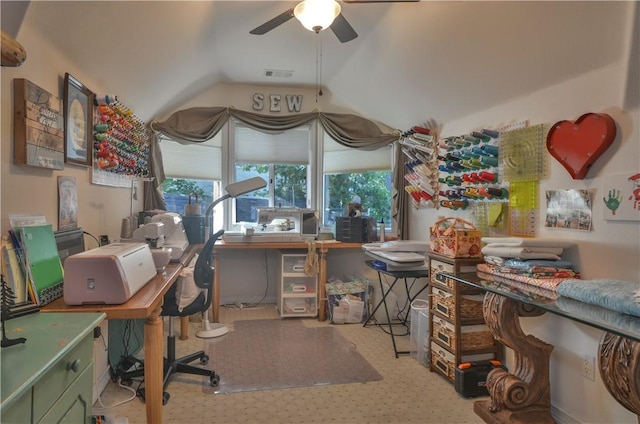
[93,366,112,406]
[551,405,580,424]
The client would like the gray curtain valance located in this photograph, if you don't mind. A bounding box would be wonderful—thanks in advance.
[151,107,398,149]
[145,106,409,238]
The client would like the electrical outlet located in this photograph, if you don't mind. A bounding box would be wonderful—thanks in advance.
[583,354,596,381]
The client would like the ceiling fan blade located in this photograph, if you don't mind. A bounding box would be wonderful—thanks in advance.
[249,8,295,35]
[342,0,420,3]
[330,13,358,43]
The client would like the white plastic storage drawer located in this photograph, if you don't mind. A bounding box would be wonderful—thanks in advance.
[282,297,317,316]
[282,276,316,295]
[282,255,307,274]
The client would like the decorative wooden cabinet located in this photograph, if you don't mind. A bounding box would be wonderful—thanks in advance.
[277,251,318,318]
[427,252,502,382]
[1,312,105,424]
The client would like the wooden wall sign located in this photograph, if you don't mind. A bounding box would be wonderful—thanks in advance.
[14,79,64,169]
[546,112,616,180]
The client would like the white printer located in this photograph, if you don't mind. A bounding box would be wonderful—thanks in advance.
[63,242,157,305]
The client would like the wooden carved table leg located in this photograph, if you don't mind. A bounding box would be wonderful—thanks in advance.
[144,305,164,424]
[474,292,555,424]
[599,333,640,422]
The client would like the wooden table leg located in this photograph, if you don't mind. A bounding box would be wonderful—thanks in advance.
[598,333,640,420]
[317,246,328,322]
[144,305,164,424]
[474,292,554,424]
[179,316,189,340]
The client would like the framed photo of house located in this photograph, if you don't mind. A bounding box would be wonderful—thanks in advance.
[63,73,93,166]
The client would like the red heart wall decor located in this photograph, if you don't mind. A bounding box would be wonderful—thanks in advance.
[546,112,616,179]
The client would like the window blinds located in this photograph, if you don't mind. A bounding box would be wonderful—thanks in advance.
[323,134,392,174]
[159,134,222,180]
[234,125,310,165]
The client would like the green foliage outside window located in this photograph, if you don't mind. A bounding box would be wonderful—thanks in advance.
[326,172,391,224]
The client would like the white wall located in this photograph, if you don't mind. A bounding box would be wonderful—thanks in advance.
[1,13,144,399]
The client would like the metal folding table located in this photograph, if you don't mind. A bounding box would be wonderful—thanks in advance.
[363,260,429,357]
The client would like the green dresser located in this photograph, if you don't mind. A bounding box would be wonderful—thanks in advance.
[1,312,106,424]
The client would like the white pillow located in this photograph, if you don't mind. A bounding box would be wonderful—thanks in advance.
[175,254,205,312]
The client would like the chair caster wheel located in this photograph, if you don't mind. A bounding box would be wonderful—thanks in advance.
[162,392,170,405]
[210,375,220,387]
[201,354,209,365]
[121,378,133,387]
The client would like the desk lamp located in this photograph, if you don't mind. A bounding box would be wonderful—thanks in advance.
[199,176,267,338]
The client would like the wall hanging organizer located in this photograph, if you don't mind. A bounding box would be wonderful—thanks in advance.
[400,125,438,209]
[91,95,151,187]
[436,127,507,212]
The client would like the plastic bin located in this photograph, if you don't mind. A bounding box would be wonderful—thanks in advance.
[409,299,430,366]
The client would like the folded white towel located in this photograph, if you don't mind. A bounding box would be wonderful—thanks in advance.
[481,237,575,248]
[483,255,505,266]
[481,246,562,260]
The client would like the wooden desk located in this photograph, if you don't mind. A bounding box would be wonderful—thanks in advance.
[213,240,363,322]
[42,248,195,424]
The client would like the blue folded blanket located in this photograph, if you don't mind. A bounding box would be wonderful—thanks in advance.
[557,279,640,318]
[503,258,574,270]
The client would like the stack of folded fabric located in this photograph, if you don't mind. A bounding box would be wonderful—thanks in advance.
[557,279,640,318]
[477,237,580,292]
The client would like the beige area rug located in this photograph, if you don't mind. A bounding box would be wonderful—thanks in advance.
[203,319,383,394]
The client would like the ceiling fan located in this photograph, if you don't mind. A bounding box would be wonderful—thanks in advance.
[250,0,420,43]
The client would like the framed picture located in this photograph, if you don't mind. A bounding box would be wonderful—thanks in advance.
[63,73,93,166]
[58,176,78,231]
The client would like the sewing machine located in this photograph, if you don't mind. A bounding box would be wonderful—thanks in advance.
[131,221,174,271]
[222,207,319,243]
[132,221,165,248]
[130,212,188,260]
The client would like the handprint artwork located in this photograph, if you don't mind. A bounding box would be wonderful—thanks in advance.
[603,189,622,215]
[601,173,640,221]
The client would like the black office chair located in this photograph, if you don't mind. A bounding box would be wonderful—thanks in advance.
[121,230,224,404]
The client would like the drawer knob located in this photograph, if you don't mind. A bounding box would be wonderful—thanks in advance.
[67,359,81,373]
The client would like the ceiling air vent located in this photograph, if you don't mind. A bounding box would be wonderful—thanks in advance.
[264,69,294,78]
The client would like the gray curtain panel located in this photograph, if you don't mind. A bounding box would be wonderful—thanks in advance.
[147,106,407,236]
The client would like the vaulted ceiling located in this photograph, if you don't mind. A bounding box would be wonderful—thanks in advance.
[3,1,633,129]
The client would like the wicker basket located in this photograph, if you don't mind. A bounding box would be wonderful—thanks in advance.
[460,295,484,321]
[431,342,456,380]
[431,287,455,321]
[429,217,482,258]
[461,330,494,350]
[432,317,456,349]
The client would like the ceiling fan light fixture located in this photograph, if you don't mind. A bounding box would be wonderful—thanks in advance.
[294,0,341,33]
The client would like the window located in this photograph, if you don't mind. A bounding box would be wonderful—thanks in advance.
[159,134,223,229]
[158,121,394,233]
[323,171,392,227]
[322,134,392,228]
[233,124,311,224]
